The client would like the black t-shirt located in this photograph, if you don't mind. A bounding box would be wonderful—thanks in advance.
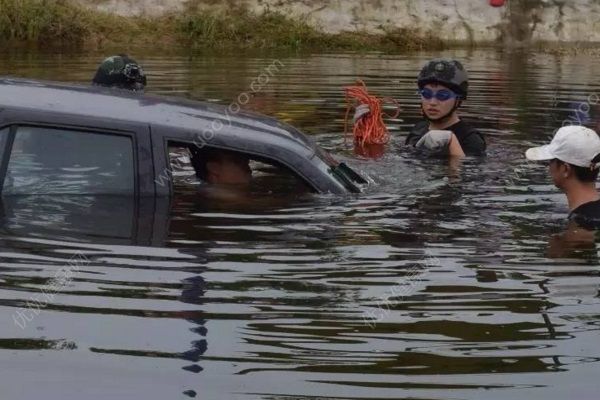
[569,199,600,230]
[405,120,486,156]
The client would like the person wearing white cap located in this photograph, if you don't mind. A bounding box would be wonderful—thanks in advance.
[525,125,600,229]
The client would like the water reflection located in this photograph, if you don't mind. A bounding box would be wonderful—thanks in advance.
[0,184,597,399]
[0,49,599,399]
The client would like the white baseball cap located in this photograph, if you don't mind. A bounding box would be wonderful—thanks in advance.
[525,125,600,168]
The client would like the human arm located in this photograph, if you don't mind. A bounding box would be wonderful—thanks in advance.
[448,133,465,157]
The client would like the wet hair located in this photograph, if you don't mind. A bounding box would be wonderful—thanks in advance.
[554,154,600,182]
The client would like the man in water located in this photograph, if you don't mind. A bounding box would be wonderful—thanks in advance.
[191,147,252,185]
[526,125,600,230]
[92,54,147,92]
[406,59,486,157]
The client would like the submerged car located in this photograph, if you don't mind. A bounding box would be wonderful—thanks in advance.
[0,78,365,197]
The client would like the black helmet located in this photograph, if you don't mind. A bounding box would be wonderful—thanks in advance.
[92,54,147,92]
[417,59,468,100]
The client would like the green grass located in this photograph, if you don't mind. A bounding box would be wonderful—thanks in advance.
[0,0,445,52]
[175,5,445,51]
[0,0,90,43]
[176,9,326,50]
[0,0,173,47]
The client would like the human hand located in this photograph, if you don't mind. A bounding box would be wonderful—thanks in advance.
[415,130,453,152]
[353,104,371,124]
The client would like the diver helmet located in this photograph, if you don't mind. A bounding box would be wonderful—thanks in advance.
[417,59,468,100]
[92,54,147,92]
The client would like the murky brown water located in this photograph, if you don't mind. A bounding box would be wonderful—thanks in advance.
[0,48,599,399]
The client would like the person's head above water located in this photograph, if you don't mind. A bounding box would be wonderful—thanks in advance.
[92,54,147,92]
[417,59,468,125]
[191,148,252,185]
[526,125,600,232]
[526,125,600,191]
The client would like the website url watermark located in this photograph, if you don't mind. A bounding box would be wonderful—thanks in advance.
[154,59,285,187]
[362,256,437,329]
[506,90,599,187]
[12,252,89,330]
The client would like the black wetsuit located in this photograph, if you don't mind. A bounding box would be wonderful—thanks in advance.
[406,120,486,156]
[569,199,600,230]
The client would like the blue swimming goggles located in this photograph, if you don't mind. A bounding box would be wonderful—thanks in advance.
[418,88,460,101]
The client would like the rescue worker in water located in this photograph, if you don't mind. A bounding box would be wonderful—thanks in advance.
[354,58,486,157]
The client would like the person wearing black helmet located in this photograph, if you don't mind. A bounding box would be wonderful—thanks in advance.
[92,54,147,92]
[406,59,486,157]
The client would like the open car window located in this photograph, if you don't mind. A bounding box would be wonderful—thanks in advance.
[167,141,313,195]
[2,126,135,195]
[168,145,198,187]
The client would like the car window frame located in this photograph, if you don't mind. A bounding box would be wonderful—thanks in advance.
[0,126,14,188]
[0,126,7,153]
[0,109,153,197]
[151,123,347,195]
[163,137,320,195]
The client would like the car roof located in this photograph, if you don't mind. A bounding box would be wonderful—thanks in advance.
[0,77,317,151]
[0,77,363,194]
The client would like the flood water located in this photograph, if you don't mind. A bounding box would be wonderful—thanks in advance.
[0,48,599,399]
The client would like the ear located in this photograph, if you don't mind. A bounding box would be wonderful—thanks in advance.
[562,162,573,177]
[452,99,462,111]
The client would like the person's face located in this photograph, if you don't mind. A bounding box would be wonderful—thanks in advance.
[549,158,569,190]
[207,154,252,185]
[421,83,458,120]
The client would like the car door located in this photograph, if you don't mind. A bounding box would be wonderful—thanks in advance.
[0,108,153,196]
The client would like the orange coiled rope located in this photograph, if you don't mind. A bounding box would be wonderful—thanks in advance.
[344,79,400,147]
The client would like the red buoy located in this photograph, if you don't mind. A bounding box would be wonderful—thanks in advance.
[490,0,505,6]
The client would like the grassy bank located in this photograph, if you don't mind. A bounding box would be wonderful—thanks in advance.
[0,0,174,47]
[0,0,444,52]
[176,6,444,51]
